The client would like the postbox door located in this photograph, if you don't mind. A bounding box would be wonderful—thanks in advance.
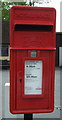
[10,50,55,113]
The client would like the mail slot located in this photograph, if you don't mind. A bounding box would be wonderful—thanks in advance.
[10,6,56,114]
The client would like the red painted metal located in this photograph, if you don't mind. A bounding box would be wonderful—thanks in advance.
[10,6,56,114]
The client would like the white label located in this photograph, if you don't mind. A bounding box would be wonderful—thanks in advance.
[24,61,42,95]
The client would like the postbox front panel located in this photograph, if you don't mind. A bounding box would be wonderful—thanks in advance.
[10,6,56,114]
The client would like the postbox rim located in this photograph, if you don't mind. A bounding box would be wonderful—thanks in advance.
[11,5,56,12]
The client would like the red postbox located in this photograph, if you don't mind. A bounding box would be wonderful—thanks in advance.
[10,6,56,114]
